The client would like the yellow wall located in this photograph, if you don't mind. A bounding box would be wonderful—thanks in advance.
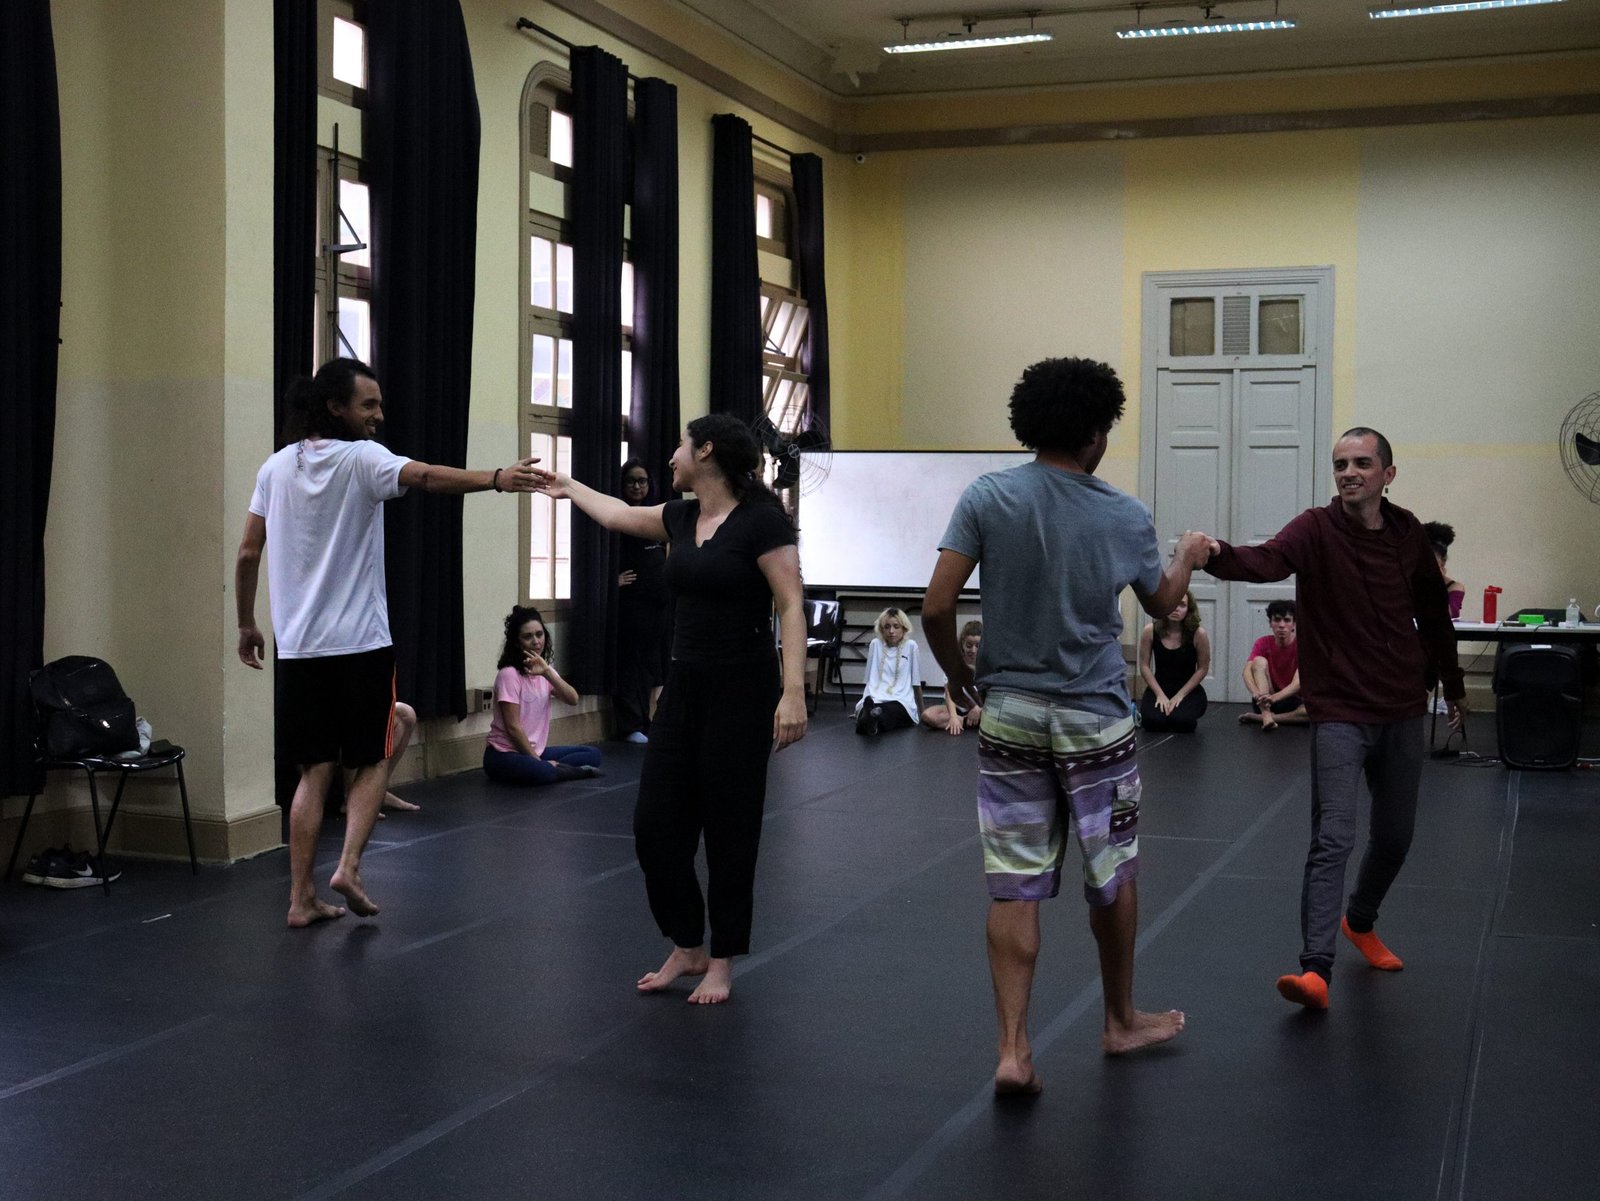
[31,0,277,854]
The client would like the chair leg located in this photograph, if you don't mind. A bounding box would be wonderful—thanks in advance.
[175,760,197,873]
[85,771,111,896]
[102,771,130,849]
[5,786,42,883]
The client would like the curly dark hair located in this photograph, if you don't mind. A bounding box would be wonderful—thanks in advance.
[1266,599,1297,622]
[279,357,377,446]
[497,605,553,673]
[1007,357,1126,455]
[1422,521,1455,561]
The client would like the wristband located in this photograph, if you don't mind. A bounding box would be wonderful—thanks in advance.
[492,467,503,493]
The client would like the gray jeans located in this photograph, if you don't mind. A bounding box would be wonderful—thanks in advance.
[1301,717,1425,977]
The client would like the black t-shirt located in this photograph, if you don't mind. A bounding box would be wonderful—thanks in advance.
[618,530,668,610]
[662,498,796,662]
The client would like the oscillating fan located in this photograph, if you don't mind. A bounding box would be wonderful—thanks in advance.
[753,415,832,495]
[1560,391,1600,505]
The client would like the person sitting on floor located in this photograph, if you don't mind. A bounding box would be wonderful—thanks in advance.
[482,606,603,785]
[855,607,922,736]
[1423,520,1465,620]
[1136,590,1210,733]
[922,620,984,735]
[1240,599,1307,731]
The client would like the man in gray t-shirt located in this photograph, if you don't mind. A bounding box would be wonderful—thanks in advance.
[924,357,1210,1097]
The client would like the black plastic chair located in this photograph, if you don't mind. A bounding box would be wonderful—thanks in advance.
[5,740,197,894]
[803,599,846,714]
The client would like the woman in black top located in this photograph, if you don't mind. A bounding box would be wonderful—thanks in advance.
[1136,589,1211,733]
[531,414,807,1004]
[613,459,670,743]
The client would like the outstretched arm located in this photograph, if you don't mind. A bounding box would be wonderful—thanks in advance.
[530,468,669,541]
[1135,531,1211,619]
[399,456,540,495]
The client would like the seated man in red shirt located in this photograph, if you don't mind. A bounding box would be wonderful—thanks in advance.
[1239,599,1306,731]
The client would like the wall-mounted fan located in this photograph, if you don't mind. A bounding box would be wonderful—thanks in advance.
[753,415,832,495]
[1559,391,1600,505]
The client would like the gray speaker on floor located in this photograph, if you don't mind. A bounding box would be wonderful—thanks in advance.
[1493,643,1582,770]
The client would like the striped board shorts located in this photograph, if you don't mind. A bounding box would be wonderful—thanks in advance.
[976,688,1141,906]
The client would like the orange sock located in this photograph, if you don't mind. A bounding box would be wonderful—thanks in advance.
[1342,917,1404,970]
[1276,971,1329,1009]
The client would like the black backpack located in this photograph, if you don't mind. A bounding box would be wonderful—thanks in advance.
[30,656,140,759]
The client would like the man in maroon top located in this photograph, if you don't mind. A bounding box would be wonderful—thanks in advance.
[1240,599,1306,731]
[1202,428,1467,1009]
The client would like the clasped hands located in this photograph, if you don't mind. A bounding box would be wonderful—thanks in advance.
[1173,530,1220,568]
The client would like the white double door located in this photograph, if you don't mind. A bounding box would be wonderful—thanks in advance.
[1151,367,1318,702]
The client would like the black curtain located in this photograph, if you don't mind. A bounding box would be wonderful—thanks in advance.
[789,153,831,436]
[629,77,681,491]
[709,114,762,425]
[272,0,317,808]
[366,0,480,720]
[567,46,629,696]
[273,0,316,440]
[0,1,60,795]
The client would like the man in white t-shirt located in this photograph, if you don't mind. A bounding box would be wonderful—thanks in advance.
[235,358,537,928]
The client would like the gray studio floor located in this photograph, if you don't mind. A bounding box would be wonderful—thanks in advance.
[2,701,1596,1201]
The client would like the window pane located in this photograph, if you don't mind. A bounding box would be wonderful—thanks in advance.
[529,430,554,599]
[555,436,572,599]
[620,443,632,468]
[620,261,634,329]
[556,243,574,314]
[1259,298,1303,355]
[767,378,793,428]
[1170,299,1215,356]
[556,339,573,409]
[780,306,809,359]
[620,349,633,420]
[786,382,810,435]
[531,334,555,407]
[759,293,771,324]
[337,296,370,361]
[755,193,773,240]
[549,111,573,169]
[766,300,793,356]
[332,17,366,88]
[339,179,370,268]
[531,236,553,309]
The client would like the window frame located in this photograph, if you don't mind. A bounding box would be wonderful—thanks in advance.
[318,0,366,107]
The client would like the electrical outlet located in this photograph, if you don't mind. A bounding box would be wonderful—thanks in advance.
[466,687,494,713]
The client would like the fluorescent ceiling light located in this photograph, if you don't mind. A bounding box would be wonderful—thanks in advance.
[1369,0,1561,16]
[1116,18,1297,37]
[884,30,1054,54]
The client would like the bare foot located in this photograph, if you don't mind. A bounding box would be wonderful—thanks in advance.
[287,898,347,928]
[329,867,380,917]
[637,946,710,992]
[687,958,733,1004]
[1103,1009,1185,1055]
[383,792,420,812]
[994,1057,1043,1097]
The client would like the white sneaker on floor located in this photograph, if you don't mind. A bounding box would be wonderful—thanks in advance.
[624,731,649,745]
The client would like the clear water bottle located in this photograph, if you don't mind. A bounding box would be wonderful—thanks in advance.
[1566,597,1581,627]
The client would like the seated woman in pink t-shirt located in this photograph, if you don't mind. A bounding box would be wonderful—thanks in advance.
[1240,598,1307,731]
[482,606,603,786]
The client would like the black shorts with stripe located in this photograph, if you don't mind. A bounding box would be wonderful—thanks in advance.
[278,646,396,768]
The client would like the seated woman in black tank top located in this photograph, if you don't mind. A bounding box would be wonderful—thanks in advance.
[1136,589,1210,734]
[529,414,808,1005]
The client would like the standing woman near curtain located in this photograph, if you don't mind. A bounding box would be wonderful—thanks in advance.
[531,414,807,1003]
[613,459,671,743]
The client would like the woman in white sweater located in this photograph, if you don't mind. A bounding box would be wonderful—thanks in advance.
[854,608,923,736]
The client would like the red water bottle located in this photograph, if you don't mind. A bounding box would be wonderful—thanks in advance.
[1483,585,1502,624]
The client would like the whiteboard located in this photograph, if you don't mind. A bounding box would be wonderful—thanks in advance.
[797,450,1033,591]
